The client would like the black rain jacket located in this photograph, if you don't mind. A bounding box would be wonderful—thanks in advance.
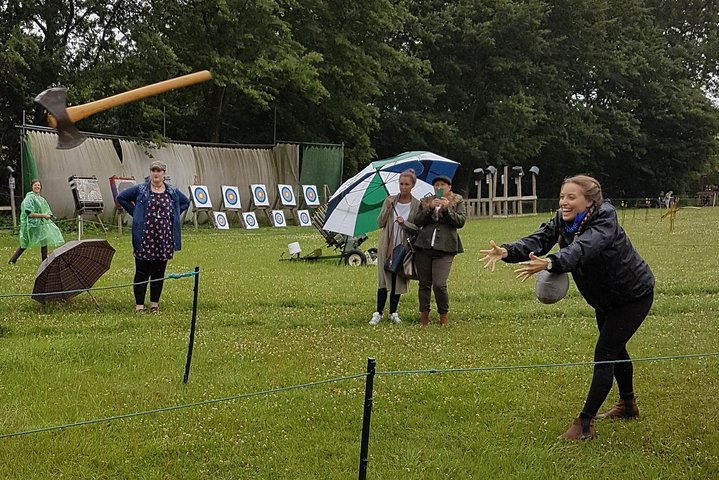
[502,201,654,311]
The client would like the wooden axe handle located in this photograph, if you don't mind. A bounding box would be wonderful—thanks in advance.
[48,70,212,128]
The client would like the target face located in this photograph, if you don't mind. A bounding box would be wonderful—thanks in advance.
[272,210,286,227]
[278,184,296,206]
[242,212,259,229]
[303,185,320,206]
[298,209,312,227]
[251,184,269,206]
[191,185,212,208]
[222,186,240,209]
[213,212,229,229]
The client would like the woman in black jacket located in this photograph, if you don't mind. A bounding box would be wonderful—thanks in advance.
[480,175,654,441]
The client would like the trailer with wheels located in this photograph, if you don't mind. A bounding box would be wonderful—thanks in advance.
[279,204,375,266]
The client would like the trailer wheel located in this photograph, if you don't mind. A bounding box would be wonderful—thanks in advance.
[344,249,367,266]
[367,247,378,263]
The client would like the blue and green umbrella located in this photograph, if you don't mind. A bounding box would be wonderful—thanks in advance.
[322,151,459,236]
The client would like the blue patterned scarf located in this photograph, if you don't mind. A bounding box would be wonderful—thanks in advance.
[564,210,588,234]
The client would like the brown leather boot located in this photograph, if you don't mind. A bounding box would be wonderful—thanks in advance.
[597,398,639,420]
[439,313,449,326]
[560,417,596,441]
[419,311,430,327]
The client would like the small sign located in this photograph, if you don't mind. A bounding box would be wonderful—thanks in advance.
[109,176,136,209]
[213,212,229,229]
[272,210,287,227]
[221,186,241,210]
[278,184,296,206]
[302,185,320,206]
[250,184,270,207]
[190,185,213,208]
[297,209,312,227]
[242,212,259,229]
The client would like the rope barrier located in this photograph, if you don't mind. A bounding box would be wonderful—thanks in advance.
[0,270,198,299]
[376,352,719,376]
[0,352,715,440]
[0,373,368,440]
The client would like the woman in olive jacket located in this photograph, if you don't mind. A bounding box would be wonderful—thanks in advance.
[480,175,654,441]
[412,175,465,326]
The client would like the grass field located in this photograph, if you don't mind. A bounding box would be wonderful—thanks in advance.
[0,207,717,479]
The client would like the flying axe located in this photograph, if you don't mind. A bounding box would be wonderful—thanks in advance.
[34,70,213,149]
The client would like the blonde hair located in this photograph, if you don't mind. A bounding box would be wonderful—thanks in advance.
[399,168,417,186]
[563,175,603,205]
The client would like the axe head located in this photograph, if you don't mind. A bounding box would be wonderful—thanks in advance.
[34,87,87,150]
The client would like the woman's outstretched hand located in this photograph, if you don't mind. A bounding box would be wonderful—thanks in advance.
[514,252,549,282]
[479,240,507,272]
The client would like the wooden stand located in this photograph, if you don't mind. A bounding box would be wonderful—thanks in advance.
[249,184,272,225]
[272,184,298,224]
[75,209,107,240]
[0,178,17,228]
[186,185,214,229]
[187,207,212,229]
[466,166,538,219]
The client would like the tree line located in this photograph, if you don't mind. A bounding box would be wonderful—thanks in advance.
[2,0,718,197]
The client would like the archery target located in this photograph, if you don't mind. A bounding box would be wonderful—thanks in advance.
[302,185,320,206]
[242,212,259,229]
[250,184,270,207]
[297,209,312,227]
[190,185,213,208]
[278,184,297,206]
[272,210,287,227]
[222,186,241,210]
[213,211,229,230]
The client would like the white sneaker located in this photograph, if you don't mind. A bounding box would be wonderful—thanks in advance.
[389,312,401,324]
[369,312,382,326]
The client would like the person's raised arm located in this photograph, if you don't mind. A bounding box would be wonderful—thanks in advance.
[479,240,508,272]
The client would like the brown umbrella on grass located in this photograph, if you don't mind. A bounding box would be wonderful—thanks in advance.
[32,239,115,304]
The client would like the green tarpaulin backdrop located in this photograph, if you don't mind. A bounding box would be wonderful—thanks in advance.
[299,145,343,202]
[22,136,39,194]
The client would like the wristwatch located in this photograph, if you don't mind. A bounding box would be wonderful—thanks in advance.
[545,257,553,271]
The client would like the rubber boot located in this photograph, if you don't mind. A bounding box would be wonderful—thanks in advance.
[560,417,596,441]
[597,398,639,420]
[419,311,430,327]
[439,313,449,326]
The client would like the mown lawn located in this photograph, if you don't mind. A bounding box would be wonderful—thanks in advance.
[0,207,717,479]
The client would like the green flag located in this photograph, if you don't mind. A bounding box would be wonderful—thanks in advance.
[22,136,39,194]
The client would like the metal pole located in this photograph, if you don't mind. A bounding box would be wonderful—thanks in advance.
[9,177,17,228]
[183,266,201,384]
[20,111,25,197]
[358,357,376,480]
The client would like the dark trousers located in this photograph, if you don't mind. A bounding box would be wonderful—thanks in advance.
[414,248,455,314]
[581,292,654,417]
[377,275,400,314]
[9,246,48,263]
[133,258,168,305]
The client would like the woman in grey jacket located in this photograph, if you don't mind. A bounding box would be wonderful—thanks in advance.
[413,175,465,326]
[480,175,654,441]
[369,169,420,325]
